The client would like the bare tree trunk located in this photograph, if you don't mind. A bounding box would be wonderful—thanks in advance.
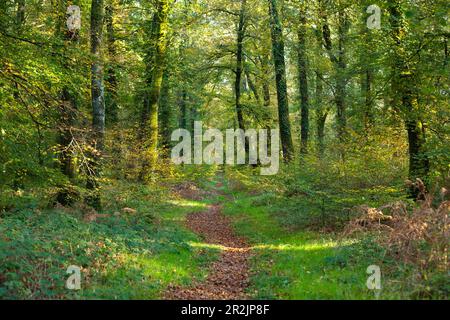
[362,69,373,130]
[179,90,188,130]
[360,3,375,132]
[244,65,261,105]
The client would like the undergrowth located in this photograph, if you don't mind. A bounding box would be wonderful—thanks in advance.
[223,161,448,300]
[0,178,217,299]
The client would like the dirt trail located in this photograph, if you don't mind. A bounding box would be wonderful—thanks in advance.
[165,183,251,300]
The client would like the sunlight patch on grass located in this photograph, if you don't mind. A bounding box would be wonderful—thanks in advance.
[251,240,350,252]
[188,241,225,251]
[166,199,209,209]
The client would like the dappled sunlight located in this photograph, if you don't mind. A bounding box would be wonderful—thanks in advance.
[166,199,209,209]
[87,246,214,299]
[188,241,225,251]
[252,241,338,252]
[188,241,249,253]
[188,239,357,253]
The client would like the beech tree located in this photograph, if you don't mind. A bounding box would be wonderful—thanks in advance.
[87,0,106,209]
[143,0,170,174]
[268,0,294,161]
[388,0,430,183]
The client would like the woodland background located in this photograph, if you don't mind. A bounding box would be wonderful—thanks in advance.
[0,0,448,300]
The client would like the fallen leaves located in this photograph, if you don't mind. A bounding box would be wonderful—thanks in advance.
[165,203,252,300]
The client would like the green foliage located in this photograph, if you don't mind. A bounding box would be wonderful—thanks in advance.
[223,168,447,299]
[0,0,448,301]
[0,181,216,299]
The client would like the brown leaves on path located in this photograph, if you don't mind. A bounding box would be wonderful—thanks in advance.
[165,192,252,300]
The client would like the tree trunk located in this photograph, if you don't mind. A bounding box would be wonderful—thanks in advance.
[57,0,80,182]
[360,3,374,132]
[235,0,247,131]
[179,89,188,130]
[87,0,106,209]
[362,69,373,130]
[336,10,348,144]
[268,0,294,161]
[105,1,118,125]
[257,52,271,109]
[315,71,327,158]
[389,1,429,184]
[245,66,261,105]
[297,8,309,155]
[313,24,327,158]
[321,6,348,146]
[15,0,25,31]
[159,71,171,154]
[143,0,170,173]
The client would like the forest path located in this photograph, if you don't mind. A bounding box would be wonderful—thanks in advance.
[165,180,251,300]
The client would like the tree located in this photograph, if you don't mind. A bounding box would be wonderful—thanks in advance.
[15,0,25,32]
[143,0,170,174]
[320,1,349,148]
[296,3,309,155]
[268,0,294,161]
[159,70,172,153]
[388,0,429,184]
[56,0,81,182]
[87,0,106,209]
[235,0,247,132]
[105,0,119,125]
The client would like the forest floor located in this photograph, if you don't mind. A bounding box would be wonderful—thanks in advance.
[1,167,445,299]
[167,171,379,300]
[165,184,251,299]
[165,174,250,300]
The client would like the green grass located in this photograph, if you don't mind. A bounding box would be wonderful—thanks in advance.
[220,174,405,300]
[1,166,444,300]
[0,180,218,299]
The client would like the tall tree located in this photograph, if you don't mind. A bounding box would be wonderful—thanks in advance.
[388,0,429,184]
[87,0,106,209]
[313,22,328,158]
[359,1,377,132]
[268,0,294,161]
[56,0,80,182]
[159,71,172,154]
[315,70,327,157]
[296,3,309,155]
[15,0,25,32]
[105,0,119,125]
[259,52,272,109]
[235,0,247,131]
[320,1,349,147]
[143,0,170,173]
